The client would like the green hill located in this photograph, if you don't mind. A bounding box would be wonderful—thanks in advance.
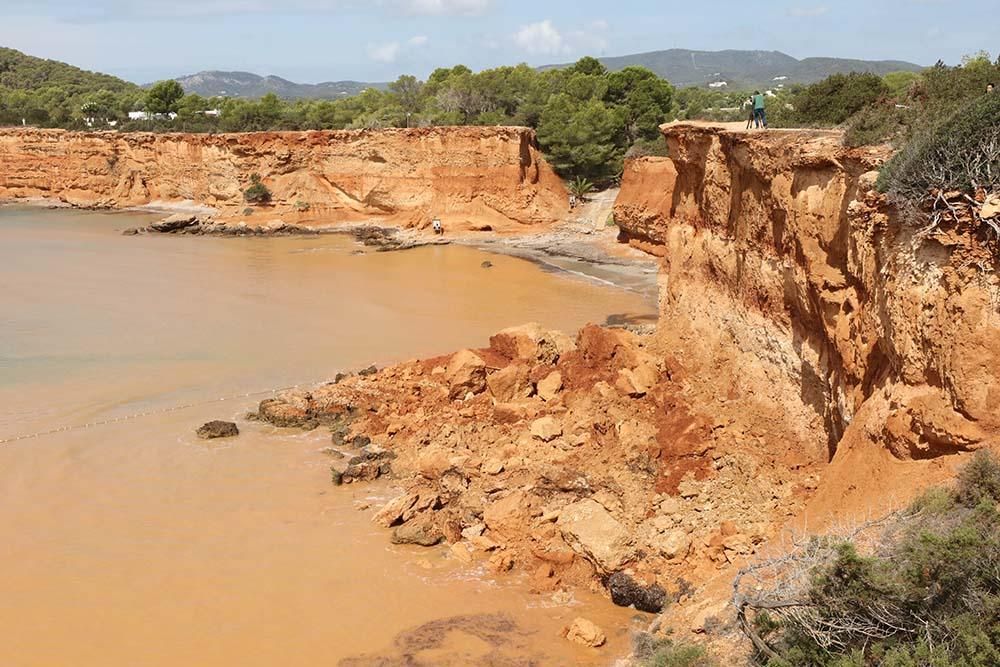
[0,47,137,95]
[544,49,923,90]
[0,47,140,125]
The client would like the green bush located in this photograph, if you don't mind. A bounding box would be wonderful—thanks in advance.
[843,102,912,147]
[791,72,889,126]
[877,93,1000,200]
[742,450,1000,666]
[633,632,716,667]
[243,174,272,205]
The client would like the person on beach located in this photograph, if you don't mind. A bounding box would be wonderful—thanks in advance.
[569,194,577,210]
[752,91,767,129]
[432,218,443,235]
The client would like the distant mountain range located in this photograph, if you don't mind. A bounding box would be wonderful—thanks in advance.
[545,49,923,90]
[165,71,387,99]
[165,50,923,100]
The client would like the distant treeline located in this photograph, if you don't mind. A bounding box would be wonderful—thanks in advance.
[2,45,998,178]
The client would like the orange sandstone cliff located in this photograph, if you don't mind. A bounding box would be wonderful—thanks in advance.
[0,126,567,231]
[616,123,1000,521]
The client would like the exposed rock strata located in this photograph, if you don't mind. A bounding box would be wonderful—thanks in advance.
[616,125,999,518]
[0,126,567,232]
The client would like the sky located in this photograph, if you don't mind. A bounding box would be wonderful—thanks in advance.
[0,0,994,84]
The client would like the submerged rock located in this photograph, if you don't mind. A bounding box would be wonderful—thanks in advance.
[606,571,666,613]
[151,213,198,233]
[196,420,239,439]
[341,443,395,483]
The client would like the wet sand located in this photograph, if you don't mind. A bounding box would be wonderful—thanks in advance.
[0,207,656,666]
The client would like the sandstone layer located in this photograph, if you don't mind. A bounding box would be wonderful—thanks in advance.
[616,124,1000,521]
[0,126,567,232]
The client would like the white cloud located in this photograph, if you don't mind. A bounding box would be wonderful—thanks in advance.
[513,19,566,56]
[408,35,429,47]
[367,41,401,63]
[569,19,610,53]
[396,0,490,15]
[788,6,829,17]
[513,18,610,57]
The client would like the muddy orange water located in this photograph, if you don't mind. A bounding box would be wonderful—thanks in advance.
[0,207,657,667]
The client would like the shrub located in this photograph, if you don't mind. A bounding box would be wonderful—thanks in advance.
[955,449,1000,507]
[633,632,716,667]
[294,200,311,212]
[736,450,1000,666]
[243,173,272,205]
[626,137,670,159]
[844,102,912,147]
[568,176,595,200]
[877,93,1000,202]
[791,72,889,126]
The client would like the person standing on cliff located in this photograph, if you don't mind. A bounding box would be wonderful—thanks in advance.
[746,96,756,129]
[752,91,767,129]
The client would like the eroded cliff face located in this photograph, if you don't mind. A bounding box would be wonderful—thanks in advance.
[0,126,567,231]
[615,123,1000,518]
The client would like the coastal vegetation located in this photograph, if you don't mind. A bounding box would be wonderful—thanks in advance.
[242,174,272,205]
[736,450,1000,666]
[1,44,996,184]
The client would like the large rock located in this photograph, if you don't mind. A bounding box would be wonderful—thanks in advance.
[256,398,312,428]
[445,349,487,399]
[341,444,396,483]
[390,515,443,547]
[373,490,440,527]
[486,363,532,402]
[483,490,533,541]
[563,618,606,648]
[606,572,666,613]
[489,323,575,364]
[196,420,239,439]
[650,529,691,560]
[536,371,563,402]
[150,213,198,232]
[530,416,563,442]
[615,363,660,398]
[557,499,631,572]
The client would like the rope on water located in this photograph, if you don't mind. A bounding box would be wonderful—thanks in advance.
[0,377,335,446]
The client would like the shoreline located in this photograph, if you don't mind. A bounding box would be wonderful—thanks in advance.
[1,196,660,303]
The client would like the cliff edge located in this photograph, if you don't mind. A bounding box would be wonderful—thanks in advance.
[616,123,1000,521]
[0,126,568,232]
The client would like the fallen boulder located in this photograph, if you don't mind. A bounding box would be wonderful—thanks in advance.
[196,420,239,439]
[341,444,396,483]
[606,571,666,613]
[390,516,443,547]
[563,618,606,648]
[445,349,487,399]
[557,498,631,572]
[530,416,563,442]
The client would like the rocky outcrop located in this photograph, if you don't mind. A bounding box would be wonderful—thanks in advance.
[615,123,1000,519]
[196,420,239,439]
[0,126,567,232]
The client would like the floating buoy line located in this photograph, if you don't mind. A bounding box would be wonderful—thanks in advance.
[0,377,334,446]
